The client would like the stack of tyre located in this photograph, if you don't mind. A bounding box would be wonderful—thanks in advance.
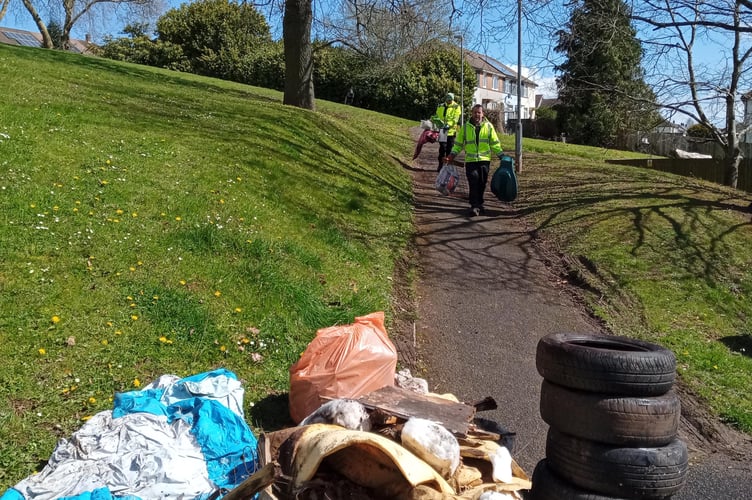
[529,333,688,499]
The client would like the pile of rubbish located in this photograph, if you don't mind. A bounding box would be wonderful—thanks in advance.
[247,311,530,499]
[1,312,529,500]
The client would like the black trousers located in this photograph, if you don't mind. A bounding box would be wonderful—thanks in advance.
[465,161,490,209]
[437,135,456,170]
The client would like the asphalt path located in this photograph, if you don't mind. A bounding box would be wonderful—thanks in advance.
[403,129,752,499]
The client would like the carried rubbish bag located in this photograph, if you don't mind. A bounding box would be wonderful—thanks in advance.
[438,127,448,143]
[288,311,397,424]
[435,163,460,196]
[491,155,518,202]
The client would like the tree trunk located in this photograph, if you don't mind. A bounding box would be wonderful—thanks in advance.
[723,142,742,189]
[0,0,11,24]
[723,93,741,189]
[20,0,53,48]
[283,0,315,110]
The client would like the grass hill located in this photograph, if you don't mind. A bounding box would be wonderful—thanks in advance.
[2,43,752,490]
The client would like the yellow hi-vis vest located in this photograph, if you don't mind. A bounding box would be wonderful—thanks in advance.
[432,101,462,136]
[452,119,503,162]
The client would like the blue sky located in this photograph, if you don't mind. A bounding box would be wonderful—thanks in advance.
[0,0,738,106]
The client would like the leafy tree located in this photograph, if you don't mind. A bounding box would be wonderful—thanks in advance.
[554,0,658,148]
[98,23,190,72]
[686,124,714,139]
[46,19,64,49]
[349,42,476,121]
[157,0,272,81]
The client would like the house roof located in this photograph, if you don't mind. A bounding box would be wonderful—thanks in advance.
[535,95,560,108]
[0,26,95,54]
[464,49,537,87]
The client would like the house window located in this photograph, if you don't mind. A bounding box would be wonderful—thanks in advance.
[492,75,499,90]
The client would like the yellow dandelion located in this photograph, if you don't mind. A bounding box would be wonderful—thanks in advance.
[153,295,159,300]
[175,216,182,221]
[129,267,136,272]
[53,206,59,211]
[30,203,36,208]
[214,290,222,297]
[116,209,124,215]
[51,315,61,324]
[137,261,143,266]
[115,330,123,335]
[73,207,79,213]
[219,345,227,352]
[100,180,109,186]
[130,303,136,308]
[237,177,242,182]
[101,339,108,345]
[219,199,225,204]
[82,415,92,422]
[106,159,111,165]
[234,307,242,313]
[179,279,187,286]
[131,315,138,321]
[38,348,46,355]
[88,397,97,404]
[131,212,138,218]
[133,378,141,387]
[106,321,113,327]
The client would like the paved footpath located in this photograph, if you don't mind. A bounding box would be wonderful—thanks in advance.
[406,129,752,499]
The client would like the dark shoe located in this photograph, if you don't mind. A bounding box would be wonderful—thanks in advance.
[468,207,481,217]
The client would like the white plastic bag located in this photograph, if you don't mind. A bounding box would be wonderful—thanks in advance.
[438,128,448,142]
[435,163,459,196]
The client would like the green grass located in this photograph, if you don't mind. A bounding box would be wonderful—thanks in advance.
[0,44,414,488]
[517,154,752,432]
[2,43,752,491]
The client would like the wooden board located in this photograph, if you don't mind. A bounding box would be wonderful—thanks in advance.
[356,385,476,436]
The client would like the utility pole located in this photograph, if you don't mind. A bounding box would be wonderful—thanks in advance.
[454,33,465,127]
[516,0,523,173]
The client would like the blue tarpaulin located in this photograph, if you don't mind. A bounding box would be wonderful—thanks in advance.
[2,369,258,500]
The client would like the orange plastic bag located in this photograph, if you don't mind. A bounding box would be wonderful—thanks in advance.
[289,311,398,423]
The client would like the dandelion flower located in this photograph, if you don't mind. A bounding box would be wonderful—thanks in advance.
[131,315,138,321]
[88,397,97,404]
[179,279,186,286]
[82,415,92,422]
[175,216,182,221]
[219,345,227,352]
[101,339,108,345]
[214,290,222,297]
[38,348,46,355]
[133,378,141,387]
[234,307,242,313]
[51,315,61,324]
